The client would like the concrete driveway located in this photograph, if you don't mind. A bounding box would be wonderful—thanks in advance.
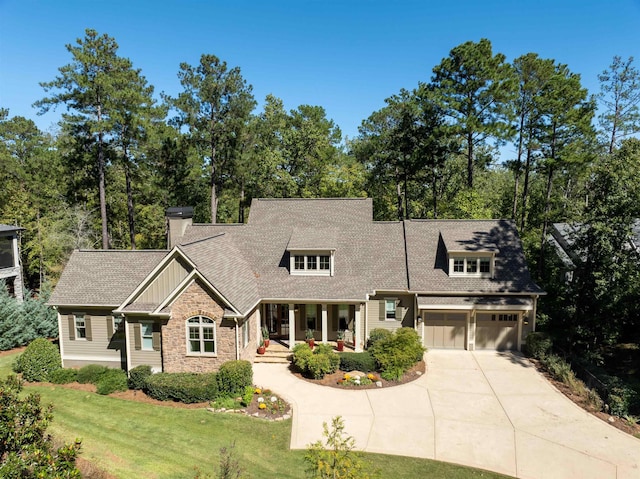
[253,350,640,479]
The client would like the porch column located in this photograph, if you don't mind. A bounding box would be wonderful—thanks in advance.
[516,312,523,352]
[321,304,328,343]
[468,310,476,351]
[354,304,363,352]
[288,304,295,350]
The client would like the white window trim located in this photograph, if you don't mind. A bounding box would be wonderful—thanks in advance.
[290,250,334,276]
[449,254,494,278]
[384,298,397,322]
[185,316,217,357]
[73,313,86,340]
[140,320,154,351]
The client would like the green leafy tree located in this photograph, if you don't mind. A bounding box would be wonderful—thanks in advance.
[35,29,142,249]
[431,38,517,188]
[169,54,256,222]
[0,375,82,478]
[598,56,640,154]
[305,416,377,479]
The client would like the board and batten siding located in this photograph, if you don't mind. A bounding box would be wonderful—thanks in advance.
[127,318,163,372]
[137,257,191,304]
[58,308,124,369]
[366,294,415,336]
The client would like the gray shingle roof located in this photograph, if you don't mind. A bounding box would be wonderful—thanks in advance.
[49,250,168,306]
[0,224,24,233]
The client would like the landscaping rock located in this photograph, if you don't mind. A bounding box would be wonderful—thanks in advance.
[376,381,383,388]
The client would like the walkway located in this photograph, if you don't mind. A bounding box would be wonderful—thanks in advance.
[253,350,640,479]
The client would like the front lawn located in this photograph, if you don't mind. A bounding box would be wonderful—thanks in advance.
[2,350,512,478]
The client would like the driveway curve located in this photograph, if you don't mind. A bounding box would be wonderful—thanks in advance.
[253,350,640,479]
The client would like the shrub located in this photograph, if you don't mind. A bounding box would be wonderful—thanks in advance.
[370,327,425,381]
[602,376,639,417]
[367,328,392,348]
[14,338,61,382]
[145,372,218,403]
[525,332,552,359]
[49,368,78,384]
[76,364,109,384]
[216,360,253,397]
[292,342,340,379]
[241,385,254,407]
[96,369,128,395]
[541,354,574,383]
[339,352,376,372]
[128,365,153,390]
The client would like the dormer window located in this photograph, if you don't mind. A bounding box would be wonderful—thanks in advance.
[449,255,494,278]
[291,252,333,276]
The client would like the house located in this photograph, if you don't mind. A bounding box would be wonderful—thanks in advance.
[48,198,544,372]
[0,224,25,302]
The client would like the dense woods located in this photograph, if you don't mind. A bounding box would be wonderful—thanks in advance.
[1,30,640,359]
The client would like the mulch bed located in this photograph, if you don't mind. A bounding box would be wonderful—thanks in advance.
[292,360,427,389]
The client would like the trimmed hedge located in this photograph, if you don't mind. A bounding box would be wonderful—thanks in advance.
[145,372,219,403]
[367,328,392,348]
[369,327,425,380]
[128,365,153,390]
[13,338,61,382]
[216,360,253,397]
[292,343,340,379]
[76,364,109,384]
[339,352,376,372]
[96,369,128,395]
[49,368,78,384]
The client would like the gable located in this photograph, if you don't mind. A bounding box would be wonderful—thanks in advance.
[136,256,192,304]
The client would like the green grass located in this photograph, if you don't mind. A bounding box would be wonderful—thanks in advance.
[1,351,512,479]
[0,350,19,378]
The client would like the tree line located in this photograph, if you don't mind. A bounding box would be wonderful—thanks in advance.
[1,29,640,353]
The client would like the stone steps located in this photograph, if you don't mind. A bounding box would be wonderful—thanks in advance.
[254,343,292,364]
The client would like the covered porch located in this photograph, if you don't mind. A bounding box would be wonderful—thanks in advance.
[261,302,363,352]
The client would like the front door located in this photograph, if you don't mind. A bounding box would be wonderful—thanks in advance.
[265,304,290,339]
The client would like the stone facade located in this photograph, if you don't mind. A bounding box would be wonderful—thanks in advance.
[238,309,259,362]
[163,280,237,373]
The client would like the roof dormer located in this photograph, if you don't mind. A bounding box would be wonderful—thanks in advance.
[286,228,336,276]
[440,229,497,279]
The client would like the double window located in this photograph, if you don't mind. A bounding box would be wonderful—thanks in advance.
[450,256,493,277]
[291,252,332,276]
[187,315,216,355]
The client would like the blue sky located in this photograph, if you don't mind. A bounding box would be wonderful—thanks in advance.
[1,0,639,149]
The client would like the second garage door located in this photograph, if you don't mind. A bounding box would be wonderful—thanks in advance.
[424,312,466,349]
[476,313,518,350]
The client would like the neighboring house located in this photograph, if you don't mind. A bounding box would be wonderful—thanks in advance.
[549,220,640,281]
[48,198,544,372]
[0,224,25,302]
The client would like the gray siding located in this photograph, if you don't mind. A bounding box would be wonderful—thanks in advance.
[137,257,191,304]
[58,308,124,369]
[366,294,415,336]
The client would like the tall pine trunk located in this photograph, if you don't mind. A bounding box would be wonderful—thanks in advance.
[124,154,136,250]
[512,104,526,219]
[538,122,557,278]
[467,131,474,188]
[97,104,109,249]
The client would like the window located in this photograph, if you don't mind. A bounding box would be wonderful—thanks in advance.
[306,306,317,331]
[242,319,249,348]
[492,314,518,322]
[307,255,317,270]
[339,304,349,330]
[141,321,154,350]
[0,236,14,269]
[75,315,86,339]
[319,256,330,270]
[187,316,216,355]
[294,255,305,270]
[385,299,396,321]
[450,256,493,277]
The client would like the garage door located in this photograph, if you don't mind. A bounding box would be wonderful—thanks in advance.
[476,313,518,350]
[424,312,466,349]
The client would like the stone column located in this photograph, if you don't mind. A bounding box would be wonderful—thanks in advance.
[288,303,295,350]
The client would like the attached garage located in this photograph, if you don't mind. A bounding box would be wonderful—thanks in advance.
[475,313,518,350]
[423,312,467,349]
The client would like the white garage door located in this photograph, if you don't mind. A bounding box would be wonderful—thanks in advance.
[476,313,518,350]
[424,312,466,349]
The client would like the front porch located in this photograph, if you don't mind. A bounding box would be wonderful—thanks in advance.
[261,303,363,352]
[254,338,356,364]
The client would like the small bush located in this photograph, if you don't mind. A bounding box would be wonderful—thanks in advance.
[605,379,639,417]
[241,385,254,407]
[367,328,392,348]
[15,338,61,382]
[128,365,153,390]
[96,369,128,395]
[145,372,218,403]
[292,342,340,379]
[216,360,253,397]
[340,352,376,372]
[525,332,552,359]
[370,327,425,381]
[541,354,574,383]
[49,368,78,384]
[76,364,109,384]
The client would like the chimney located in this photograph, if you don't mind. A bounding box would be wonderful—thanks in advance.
[165,207,194,249]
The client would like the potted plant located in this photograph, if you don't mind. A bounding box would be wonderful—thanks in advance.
[261,326,270,348]
[257,338,266,355]
[336,330,345,352]
[305,329,315,349]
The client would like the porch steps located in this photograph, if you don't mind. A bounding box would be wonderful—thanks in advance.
[254,342,292,364]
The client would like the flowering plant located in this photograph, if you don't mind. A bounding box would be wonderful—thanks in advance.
[339,372,373,387]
